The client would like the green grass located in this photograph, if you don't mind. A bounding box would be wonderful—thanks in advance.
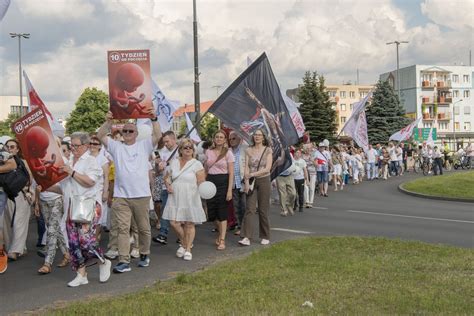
[402,171,474,200]
[48,237,473,315]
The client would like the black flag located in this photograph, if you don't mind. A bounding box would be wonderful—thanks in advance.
[208,52,299,179]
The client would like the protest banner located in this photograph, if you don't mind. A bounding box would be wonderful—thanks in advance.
[12,108,68,190]
[107,49,153,119]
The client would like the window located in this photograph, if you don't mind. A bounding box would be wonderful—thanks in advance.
[454,106,460,115]
[359,91,368,98]
[422,73,432,82]
[438,122,448,130]
[341,117,346,124]
[463,75,470,83]
[340,104,346,111]
[464,106,471,115]
[454,122,460,131]
[328,90,337,97]
[423,122,432,128]
[349,91,355,98]
[464,122,471,131]
[10,105,27,115]
[452,74,459,83]
[453,90,459,98]
[340,91,346,98]
[350,104,353,111]
[463,90,470,98]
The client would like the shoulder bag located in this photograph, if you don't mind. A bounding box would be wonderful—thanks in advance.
[70,195,95,223]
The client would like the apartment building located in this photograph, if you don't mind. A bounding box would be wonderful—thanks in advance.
[380,65,474,149]
[171,100,214,134]
[0,96,28,120]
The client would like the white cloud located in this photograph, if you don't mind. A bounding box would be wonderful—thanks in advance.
[18,0,94,20]
[421,0,474,30]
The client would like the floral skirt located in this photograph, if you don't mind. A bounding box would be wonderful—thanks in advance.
[67,202,103,271]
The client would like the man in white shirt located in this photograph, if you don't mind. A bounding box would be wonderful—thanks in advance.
[365,144,378,180]
[388,142,399,176]
[98,111,161,273]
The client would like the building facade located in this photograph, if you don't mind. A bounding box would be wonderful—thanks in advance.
[380,65,474,150]
[0,96,28,120]
[171,100,214,134]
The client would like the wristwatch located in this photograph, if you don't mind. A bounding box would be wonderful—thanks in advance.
[151,116,158,122]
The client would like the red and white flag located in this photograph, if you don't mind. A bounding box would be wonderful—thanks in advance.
[389,117,421,142]
[23,71,66,137]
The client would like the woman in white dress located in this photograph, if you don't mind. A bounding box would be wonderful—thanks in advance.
[162,138,206,261]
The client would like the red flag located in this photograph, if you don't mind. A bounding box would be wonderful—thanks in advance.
[23,71,65,137]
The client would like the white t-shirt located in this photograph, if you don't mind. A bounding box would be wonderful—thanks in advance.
[107,138,154,198]
[293,158,307,180]
[366,148,378,163]
[389,147,398,161]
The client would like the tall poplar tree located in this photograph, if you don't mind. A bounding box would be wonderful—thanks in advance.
[366,80,410,143]
[297,71,337,143]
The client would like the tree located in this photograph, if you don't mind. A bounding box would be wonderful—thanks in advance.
[199,113,219,140]
[0,113,21,138]
[66,88,109,134]
[366,80,411,144]
[297,71,337,144]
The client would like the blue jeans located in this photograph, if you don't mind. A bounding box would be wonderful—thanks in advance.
[367,162,376,179]
[390,161,399,176]
[0,191,6,217]
[158,190,170,237]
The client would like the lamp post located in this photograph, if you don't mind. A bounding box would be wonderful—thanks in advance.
[10,33,30,116]
[452,99,463,150]
[386,41,408,100]
[192,0,200,133]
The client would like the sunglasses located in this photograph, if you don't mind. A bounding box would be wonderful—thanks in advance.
[122,129,136,134]
[182,146,193,150]
[71,144,83,149]
[90,142,101,146]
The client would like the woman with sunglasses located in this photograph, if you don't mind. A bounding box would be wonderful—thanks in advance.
[204,130,234,250]
[88,135,110,241]
[162,138,206,261]
[239,129,273,246]
[3,139,33,261]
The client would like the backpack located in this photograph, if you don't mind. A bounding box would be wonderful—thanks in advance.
[0,156,30,227]
[0,156,30,201]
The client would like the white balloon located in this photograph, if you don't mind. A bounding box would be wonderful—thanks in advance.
[136,124,152,141]
[198,181,217,199]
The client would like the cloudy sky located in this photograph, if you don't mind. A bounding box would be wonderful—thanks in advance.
[0,0,473,118]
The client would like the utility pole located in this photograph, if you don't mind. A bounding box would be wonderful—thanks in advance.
[193,0,200,132]
[386,41,408,100]
[10,32,30,116]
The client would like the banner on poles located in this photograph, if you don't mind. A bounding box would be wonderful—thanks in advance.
[389,118,422,142]
[11,108,68,190]
[107,49,153,119]
[208,52,298,179]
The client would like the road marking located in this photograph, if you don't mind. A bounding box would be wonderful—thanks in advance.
[271,228,312,234]
[346,210,474,224]
[313,206,328,210]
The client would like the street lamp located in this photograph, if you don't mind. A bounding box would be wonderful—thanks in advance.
[10,32,30,116]
[386,41,409,100]
[452,99,463,150]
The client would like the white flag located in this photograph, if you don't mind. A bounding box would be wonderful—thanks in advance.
[137,79,178,131]
[389,118,421,142]
[352,110,369,151]
[185,113,201,143]
[23,71,66,137]
[281,91,305,138]
[340,91,372,136]
[426,124,435,147]
[0,0,10,21]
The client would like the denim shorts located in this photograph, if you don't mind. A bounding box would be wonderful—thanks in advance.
[317,171,329,183]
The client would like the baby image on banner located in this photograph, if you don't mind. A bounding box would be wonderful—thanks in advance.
[12,108,68,190]
[107,49,153,119]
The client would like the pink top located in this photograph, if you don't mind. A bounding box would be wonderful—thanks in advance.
[205,149,235,175]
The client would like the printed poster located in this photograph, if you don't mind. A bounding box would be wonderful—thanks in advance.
[12,108,68,190]
[107,49,153,119]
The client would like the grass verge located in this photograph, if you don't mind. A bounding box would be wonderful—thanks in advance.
[402,171,474,200]
[48,237,473,315]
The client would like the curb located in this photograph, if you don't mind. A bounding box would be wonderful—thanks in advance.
[398,184,474,203]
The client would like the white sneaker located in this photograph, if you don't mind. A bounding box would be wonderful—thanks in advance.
[68,272,88,287]
[238,237,250,246]
[104,249,118,260]
[183,251,192,261]
[130,248,140,259]
[176,246,186,258]
[99,259,111,283]
[261,239,270,245]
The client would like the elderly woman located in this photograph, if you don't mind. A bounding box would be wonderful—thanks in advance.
[239,128,273,246]
[162,138,206,261]
[46,132,111,287]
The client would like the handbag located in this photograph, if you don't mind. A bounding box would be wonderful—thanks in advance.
[244,147,267,195]
[70,195,95,223]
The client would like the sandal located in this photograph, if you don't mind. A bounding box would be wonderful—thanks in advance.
[217,239,226,250]
[38,264,51,274]
[215,237,220,246]
[57,255,71,268]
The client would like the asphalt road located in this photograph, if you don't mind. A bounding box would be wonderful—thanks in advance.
[1,171,473,315]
